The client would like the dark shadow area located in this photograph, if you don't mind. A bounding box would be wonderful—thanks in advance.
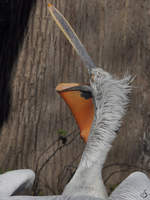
[0,0,36,130]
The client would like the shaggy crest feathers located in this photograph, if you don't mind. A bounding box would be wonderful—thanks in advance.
[80,68,132,168]
[63,68,132,198]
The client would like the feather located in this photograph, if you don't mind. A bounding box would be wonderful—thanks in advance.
[0,170,35,196]
[109,172,150,200]
[81,68,132,168]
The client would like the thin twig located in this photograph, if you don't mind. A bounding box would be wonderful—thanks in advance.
[35,129,77,172]
[37,134,79,176]
[103,162,150,172]
[104,169,130,184]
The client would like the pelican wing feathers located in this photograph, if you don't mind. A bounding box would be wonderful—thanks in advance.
[0,195,102,200]
[0,169,35,196]
[109,171,150,200]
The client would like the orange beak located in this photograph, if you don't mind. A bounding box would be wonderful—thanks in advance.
[56,83,94,143]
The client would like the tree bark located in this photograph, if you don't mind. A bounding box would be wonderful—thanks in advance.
[0,0,150,195]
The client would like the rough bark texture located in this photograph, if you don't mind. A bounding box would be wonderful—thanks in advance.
[0,0,150,195]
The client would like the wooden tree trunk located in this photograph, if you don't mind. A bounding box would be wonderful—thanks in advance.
[0,0,150,195]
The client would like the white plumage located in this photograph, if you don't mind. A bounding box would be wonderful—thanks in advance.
[109,172,150,200]
[0,169,35,196]
[62,69,131,199]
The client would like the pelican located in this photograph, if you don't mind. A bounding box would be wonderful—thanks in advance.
[0,3,150,200]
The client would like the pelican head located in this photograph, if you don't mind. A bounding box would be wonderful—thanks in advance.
[48,4,131,145]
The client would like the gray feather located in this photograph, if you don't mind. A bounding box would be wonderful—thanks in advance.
[63,68,132,198]
[0,195,102,200]
[0,170,35,196]
[109,171,150,200]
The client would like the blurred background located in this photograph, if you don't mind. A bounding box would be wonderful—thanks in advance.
[0,0,150,196]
